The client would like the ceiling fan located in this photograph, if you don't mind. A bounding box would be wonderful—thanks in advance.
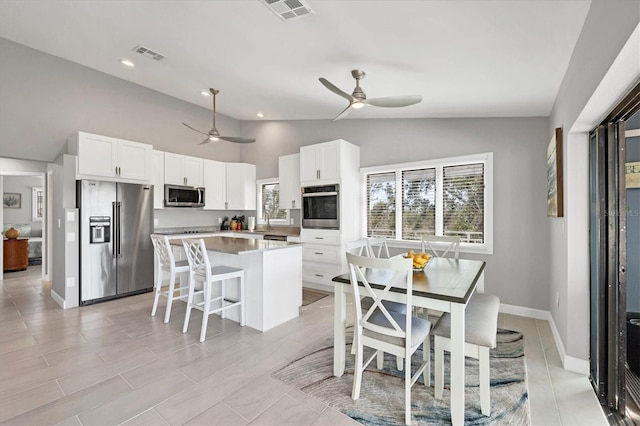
[182,88,255,145]
[319,70,422,121]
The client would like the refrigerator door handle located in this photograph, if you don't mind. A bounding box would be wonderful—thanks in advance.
[116,201,122,258]
[112,201,122,259]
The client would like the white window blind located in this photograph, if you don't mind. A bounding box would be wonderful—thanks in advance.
[442,163,485,243]
[361,152,493,252]
[402,168,436,240]
[260,182,287,220]
[366,172,396,238]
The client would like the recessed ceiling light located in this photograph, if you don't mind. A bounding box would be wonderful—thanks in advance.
[120,59,135,67]
[256,112,265,118]
[201,91,211,97]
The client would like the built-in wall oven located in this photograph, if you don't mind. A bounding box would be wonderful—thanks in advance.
[302,184,339,229]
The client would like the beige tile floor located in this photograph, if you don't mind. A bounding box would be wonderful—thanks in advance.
[0,274,608,425]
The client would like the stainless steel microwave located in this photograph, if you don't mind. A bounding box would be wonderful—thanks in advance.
[302,184,339,229]
[164,184,205,207]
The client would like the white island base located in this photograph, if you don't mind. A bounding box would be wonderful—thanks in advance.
[203,245,302,332]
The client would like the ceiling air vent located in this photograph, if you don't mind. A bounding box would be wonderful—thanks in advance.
[132,45,165,61]
[260,0,315,21]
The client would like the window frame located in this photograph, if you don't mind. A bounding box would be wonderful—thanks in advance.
[256,177,289,225]
[360,152,493,255]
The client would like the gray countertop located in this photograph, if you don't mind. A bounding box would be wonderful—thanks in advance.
[169,235,301,255]
[155,226,300,237]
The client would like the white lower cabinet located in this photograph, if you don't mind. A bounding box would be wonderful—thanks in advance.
[301,229,343,289]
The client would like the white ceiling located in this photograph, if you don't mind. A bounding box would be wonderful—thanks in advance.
[0,0,591,121]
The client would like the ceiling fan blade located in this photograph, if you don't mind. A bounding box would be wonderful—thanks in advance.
[364,95,423,108]
[319,78,354,102]
[220,136,256,144]
[332,104,353,121]
[182,122,209,136]
[198,138,211,145]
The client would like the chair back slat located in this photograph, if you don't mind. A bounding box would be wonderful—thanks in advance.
[420,235,461,259]
[366,237,390,259]
[151,234,174,268]
[346,252,413,342]
[182,238,210,275]
[345,239,371,257]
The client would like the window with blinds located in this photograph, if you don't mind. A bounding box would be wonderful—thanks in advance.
[443,163,485,243]
[402,168,436,240]
[366,172,396,238]
[260,182,287,220]
[362,153,492,249]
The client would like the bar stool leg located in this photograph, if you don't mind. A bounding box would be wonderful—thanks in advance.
[182,273,195,333]
[164,270,176,324]
[151,267,162,317]
[200,280,212,343]
[220,279,226,320]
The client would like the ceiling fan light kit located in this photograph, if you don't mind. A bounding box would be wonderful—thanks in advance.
[319,69,423,121]
[182,88,255,145]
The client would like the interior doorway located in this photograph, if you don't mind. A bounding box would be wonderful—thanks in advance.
[589,83,640,422]
[1,172,48,281]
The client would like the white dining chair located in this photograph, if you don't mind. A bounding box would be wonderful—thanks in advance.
[181,238,245,342]
[150,234,191,323]
[432,292,500,416]
[346,239,406,369]
[420,235,461,259]
[347,252,431,425]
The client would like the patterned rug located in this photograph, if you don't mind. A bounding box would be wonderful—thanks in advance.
[302,288,331,306]
[273,328,529,425]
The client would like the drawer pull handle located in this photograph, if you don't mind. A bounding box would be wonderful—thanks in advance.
[315,252,323,255]
[315,274,324,277]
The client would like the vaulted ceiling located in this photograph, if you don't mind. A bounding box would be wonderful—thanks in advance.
[0,0,591,121]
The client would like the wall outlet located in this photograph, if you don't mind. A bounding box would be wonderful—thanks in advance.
[66,277,75,288]
[218,217,222,224]
[154,218,158,226]
[290,218,294,225]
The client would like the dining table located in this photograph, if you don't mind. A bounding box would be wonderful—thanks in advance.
[331,257,486,426]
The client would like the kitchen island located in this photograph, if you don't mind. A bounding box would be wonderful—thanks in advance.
[169,235,302,332]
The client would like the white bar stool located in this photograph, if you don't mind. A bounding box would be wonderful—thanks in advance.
[150,234,191,323]
[181,238,245,342]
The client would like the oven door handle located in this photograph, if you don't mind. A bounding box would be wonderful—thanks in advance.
[302,192,338,197]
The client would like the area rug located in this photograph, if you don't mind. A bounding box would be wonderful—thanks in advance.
[273,328,529,425]
[302,288,331,306]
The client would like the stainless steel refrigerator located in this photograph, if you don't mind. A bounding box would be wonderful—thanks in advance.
[78,180,154,305]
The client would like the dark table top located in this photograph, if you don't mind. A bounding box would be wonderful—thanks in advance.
[332,257,486,304]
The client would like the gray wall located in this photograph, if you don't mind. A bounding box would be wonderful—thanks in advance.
[549,0,640,360]
[2,175,43,234]
[240,117,551,310]
[0,37,243,163]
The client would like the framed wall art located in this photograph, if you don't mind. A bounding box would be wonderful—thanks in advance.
[547,127,563,217]
[3,192,21,209]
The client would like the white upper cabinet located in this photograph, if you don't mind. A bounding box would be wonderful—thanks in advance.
[151,150,165,209]
[164,152,203,187]
[225,163,256,210]
[70,132,152,182]
[300,140,340,185]
[202,159,226,210]
[278,153,301,209]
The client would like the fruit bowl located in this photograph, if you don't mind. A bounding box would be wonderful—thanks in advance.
[402,250,432,271]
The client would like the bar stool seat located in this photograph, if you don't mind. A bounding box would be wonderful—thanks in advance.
[182,238,245,342]
[150,234,191,323]
[432,292,500,416]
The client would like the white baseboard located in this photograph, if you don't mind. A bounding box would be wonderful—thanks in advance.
[500,303,589,375]
[499,303,551,321]
[51,289,67,309]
